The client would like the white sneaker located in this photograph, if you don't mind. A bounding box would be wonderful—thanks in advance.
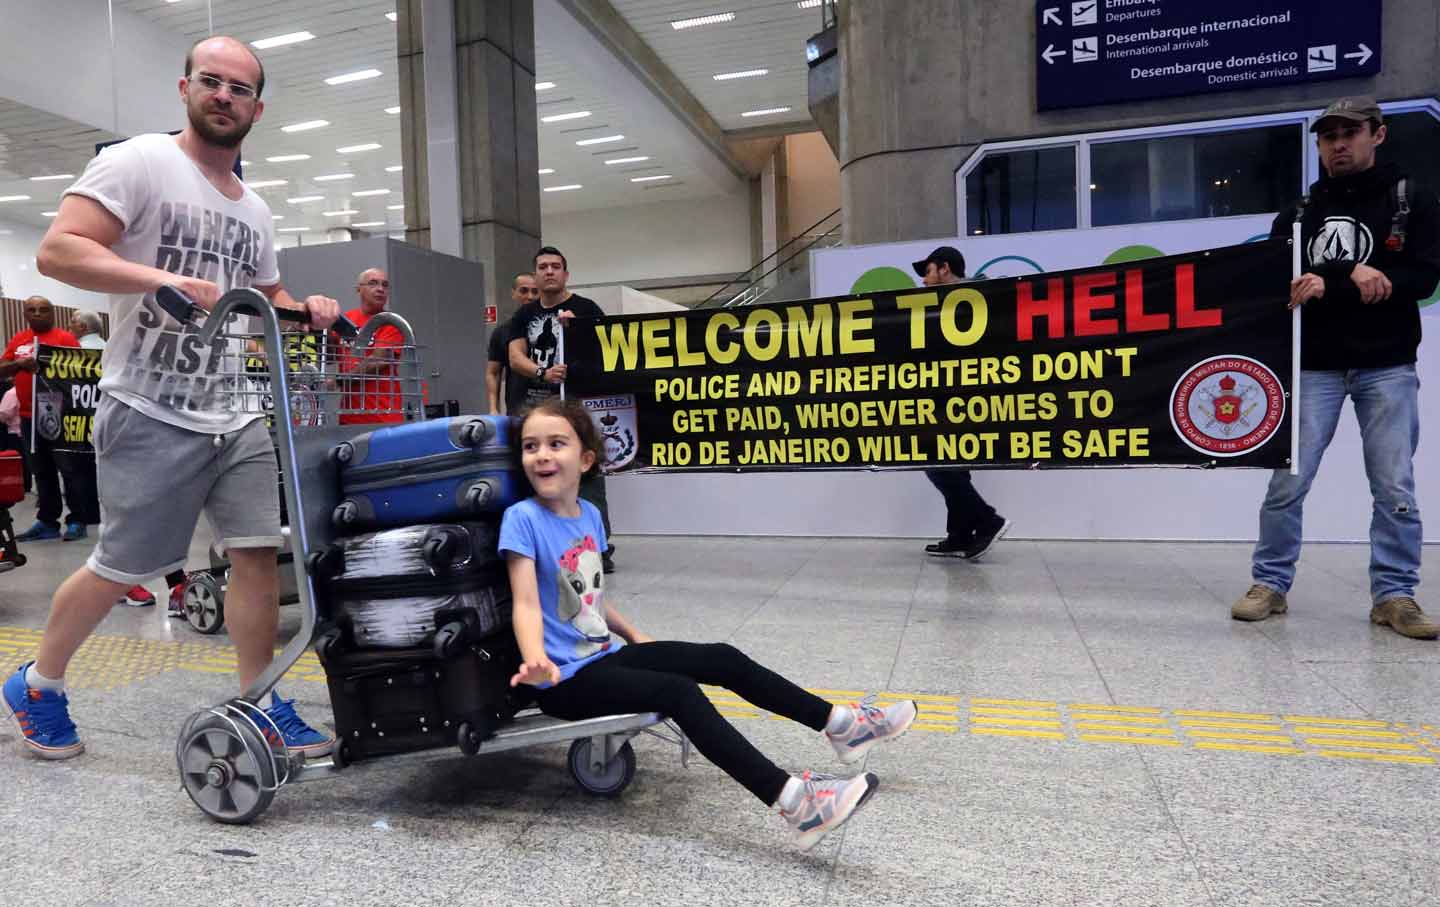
[827,695,918,765]
[780,771,879,852]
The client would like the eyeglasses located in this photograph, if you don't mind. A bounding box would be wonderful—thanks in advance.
[360,279,390,289]
[191,73,258,101]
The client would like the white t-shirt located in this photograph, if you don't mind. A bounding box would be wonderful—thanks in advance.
[65,133,280,433]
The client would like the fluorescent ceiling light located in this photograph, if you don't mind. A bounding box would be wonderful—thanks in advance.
[631,175,672,182]
[281,120,329,133]
[713,68,767,80]
[313,173,355,182]
[605,156,649,165]
[29,174,74,182]
[385,106,401,115]
[386,11,397,21]
[742,106,792,117]
[267,154,311,163]
[797,0,822,8]
[575,135,623,146]
[352,221,386,227]
[385,165,403,173]
[324,210,360,217]
[241,160,252,167]
[0,195,32,202]
[325,69,382,86]
[246,179,288,188]
[42,211,58,217]
[352,189,391,197]
[671,12,734,29]
[286,196,324,204]
[387,204,404,210]
[337,143,382,154]
[538,168,555,175]
[541,111,591,123]
[272,215,284,220]
[535,81,556,91]
[278,227,311,233]
[252,31,315,50]
[544,185,582,192]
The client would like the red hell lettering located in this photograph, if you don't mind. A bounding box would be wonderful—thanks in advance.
[1073,272,1119,337]
[1016,277,1066,341]
[1174,263,1221,329]
[1124,269,1170,332]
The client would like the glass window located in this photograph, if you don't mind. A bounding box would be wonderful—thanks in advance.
[965,147,1077,235]
[1374,110,1440,190]
[1089,125,1302,227]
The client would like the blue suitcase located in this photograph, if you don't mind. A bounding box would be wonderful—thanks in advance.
[331,416,524,530]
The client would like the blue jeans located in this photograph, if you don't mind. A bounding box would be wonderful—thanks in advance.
[1252,366,1422,604]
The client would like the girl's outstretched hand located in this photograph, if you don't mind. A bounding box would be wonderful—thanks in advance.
[511,659,561,687]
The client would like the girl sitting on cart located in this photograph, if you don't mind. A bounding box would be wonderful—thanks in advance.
[499,397,916,851]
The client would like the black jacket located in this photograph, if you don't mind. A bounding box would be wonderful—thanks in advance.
[1270,161,1440,369]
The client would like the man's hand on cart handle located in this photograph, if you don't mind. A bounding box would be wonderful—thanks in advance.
[295,294,342,331]
[511,659,561,687]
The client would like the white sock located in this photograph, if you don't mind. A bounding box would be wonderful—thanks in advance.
[25,664,64,693]
[825,705,854,736]
[776,776,805,813]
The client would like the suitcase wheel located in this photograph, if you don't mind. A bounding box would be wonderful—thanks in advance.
[330,442,355,465]
[463,483,493,512]
[458,419,493,448]
[333,500,359,527]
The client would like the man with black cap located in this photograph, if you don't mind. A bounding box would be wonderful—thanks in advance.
[1232,97,1440,639]
[912,246,1010,560]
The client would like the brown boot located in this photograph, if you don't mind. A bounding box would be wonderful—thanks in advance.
[1370,597,1440,640]
[1231,584,1287,621]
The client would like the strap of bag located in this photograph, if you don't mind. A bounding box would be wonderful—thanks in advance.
[1385,177,1410,252]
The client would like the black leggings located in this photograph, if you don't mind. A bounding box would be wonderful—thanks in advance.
[535,641,833,806]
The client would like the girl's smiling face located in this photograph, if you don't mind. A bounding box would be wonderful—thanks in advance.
[520,411,596,504]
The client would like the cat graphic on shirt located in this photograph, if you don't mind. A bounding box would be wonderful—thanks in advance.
[557,535,610,657]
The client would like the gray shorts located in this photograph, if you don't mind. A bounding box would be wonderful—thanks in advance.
[87,398,283,584]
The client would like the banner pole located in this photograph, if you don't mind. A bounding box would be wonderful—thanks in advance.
[1290,222,1302,477]
[557,318,566,402]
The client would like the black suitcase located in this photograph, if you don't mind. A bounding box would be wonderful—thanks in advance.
[316,522,511,650]
[317,630,523,763]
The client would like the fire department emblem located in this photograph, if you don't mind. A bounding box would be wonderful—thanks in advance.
[1170,356,1285,457]
[581,394,638,473]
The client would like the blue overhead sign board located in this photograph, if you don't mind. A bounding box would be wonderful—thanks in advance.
[1035,1,1383,111]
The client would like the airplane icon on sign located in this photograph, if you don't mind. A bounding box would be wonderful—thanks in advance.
[1071,1,1097,26]
[1307,45,1337,72]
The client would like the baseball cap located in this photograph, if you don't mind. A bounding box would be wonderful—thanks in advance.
[1310,96,1384,132]
[911,246,967,279]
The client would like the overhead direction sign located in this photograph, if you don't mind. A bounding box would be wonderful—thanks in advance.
[1035,1,1382,111]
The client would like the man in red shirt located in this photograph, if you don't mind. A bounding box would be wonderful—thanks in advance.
[0,296,93,541]
[339,267,406,424]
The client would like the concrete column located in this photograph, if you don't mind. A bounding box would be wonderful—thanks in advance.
[397,0,541,324]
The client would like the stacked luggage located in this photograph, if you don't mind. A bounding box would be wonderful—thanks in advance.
[313,415,527,763]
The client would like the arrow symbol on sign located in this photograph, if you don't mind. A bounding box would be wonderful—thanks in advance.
[1042,7,1062,26]
[1344,43,1373,66]
[1042,44,1067,64]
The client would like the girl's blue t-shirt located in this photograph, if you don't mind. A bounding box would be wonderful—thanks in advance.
[498,497,615,684]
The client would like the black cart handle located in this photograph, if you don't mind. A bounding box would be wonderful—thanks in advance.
[154,284,358,338]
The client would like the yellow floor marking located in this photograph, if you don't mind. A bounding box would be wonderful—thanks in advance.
[969,706,1059,717]
[1178,720,1285,731]
[1317,750,1436,765]
[970,717,1064,728]
[1194,742,1303,756]
[970,698,1058,708]
[1074,724,1175,736]
[1285,727,1403,739]
[1079,734,1180,746]
[1302,738,1420,752]
[912,723,959,733]
[1071,704,1165,714]
[884,692,963,704]
[1069,714,1169,725]
[805,688,868,698]
[1184,731,1296,743]
[971,727,1065,740]
[1283,716,1390,728]
[1174,709,1276,720]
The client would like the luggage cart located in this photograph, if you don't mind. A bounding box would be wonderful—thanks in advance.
[163,288,686,824]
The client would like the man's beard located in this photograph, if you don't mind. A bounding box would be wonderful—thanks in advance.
[187,101,253,149]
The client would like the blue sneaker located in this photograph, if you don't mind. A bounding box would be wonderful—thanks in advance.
[261,692,333,756]
[16,521,61,542]
[3,662,84,759]
[61,521,87,541]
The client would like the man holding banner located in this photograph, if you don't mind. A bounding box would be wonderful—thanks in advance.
[911,246,1010,560]
[1233,97,1440,639]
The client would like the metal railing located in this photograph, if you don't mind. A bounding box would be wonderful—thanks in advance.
[696,208,843,308]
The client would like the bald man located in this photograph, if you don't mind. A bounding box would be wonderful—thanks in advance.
[487,272,538,413]
[339,267,406,424]
[8,36,338,760]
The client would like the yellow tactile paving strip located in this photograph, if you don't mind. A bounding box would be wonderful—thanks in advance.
[2,626,1437,766]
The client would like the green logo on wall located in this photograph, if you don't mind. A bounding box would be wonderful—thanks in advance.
[1102,245,1166,265]
[850,267,916,295]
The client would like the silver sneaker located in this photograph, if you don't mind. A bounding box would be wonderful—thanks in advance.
[781,771,880,852]
[827,695,918,765]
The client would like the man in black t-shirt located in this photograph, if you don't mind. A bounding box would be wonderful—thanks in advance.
[507,246,615,572]
[488,272,539,413]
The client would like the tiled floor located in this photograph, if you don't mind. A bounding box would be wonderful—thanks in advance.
[1,498,1438,906]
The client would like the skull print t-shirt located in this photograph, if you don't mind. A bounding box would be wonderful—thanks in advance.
[498,496,616,685]
[64,134,280,433]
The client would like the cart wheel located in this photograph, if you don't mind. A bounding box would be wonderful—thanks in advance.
[567,738,636,797]
[177,709,277,824]
[184,572,226,635]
